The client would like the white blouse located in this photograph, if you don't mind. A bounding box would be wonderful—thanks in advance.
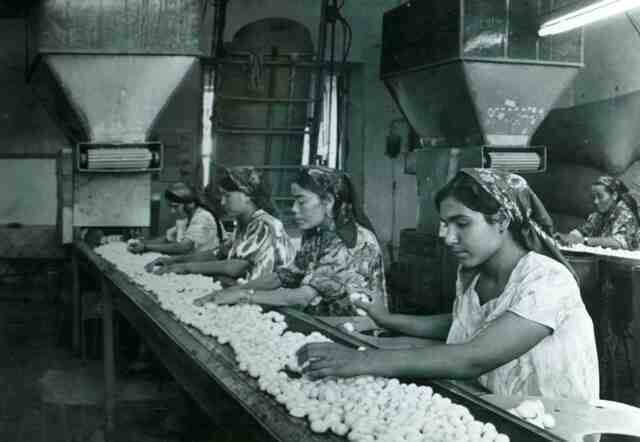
[447,251,599,401]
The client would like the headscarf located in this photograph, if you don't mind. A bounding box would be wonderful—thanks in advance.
[165,181,224,244]
[458,168,578,282]
[295,166,376,248]
[165,182,198,204]
[217,166,277,216]
[594,176,640,223]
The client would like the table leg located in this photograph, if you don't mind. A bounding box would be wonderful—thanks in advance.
[631,266,640,404]
[101,276,117,439]
[72,249,81,354]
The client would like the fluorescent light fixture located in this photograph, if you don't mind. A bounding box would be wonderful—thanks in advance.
[539,0,640,36]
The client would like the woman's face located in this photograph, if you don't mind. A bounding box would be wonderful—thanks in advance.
[591,184,616,214]
[169,201,187,218]
[291,183,332,230]
[220,189,252,218]
[439,196,504,268]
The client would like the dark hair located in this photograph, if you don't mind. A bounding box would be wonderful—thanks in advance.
[435,173,526,244]
[293,169,354,221]
[165,182,198,204]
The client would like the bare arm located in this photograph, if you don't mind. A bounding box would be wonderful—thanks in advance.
[209,285,317,308]
[177,259,250,278]
[300,311,551,380]
[585,236,624,249]
[144,239,195,255]
[355,299,452,340]
[376,313,453,340]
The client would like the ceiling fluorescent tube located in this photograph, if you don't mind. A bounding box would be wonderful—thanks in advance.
[539,0,640,36]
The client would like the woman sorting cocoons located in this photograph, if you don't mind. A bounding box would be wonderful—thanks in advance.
[193,166,387,318]
[297,168,599,401]
[145,167,295,284]
[128,181,223,255]
[556,175,640,250]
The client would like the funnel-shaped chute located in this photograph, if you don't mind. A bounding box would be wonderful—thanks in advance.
[44,55,195,142]
[381,0,584,149]
[29,0,203,143]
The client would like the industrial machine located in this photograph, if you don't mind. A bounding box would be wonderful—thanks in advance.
[380,0,584,313]
[27,0,203,243]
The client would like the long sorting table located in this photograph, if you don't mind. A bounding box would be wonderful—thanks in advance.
[72,240,612,442]
[560,246,640,405]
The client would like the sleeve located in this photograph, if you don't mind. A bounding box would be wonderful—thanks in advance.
[231,220,276,279]
[607,203,634,249]
[301,233,387,307]
[576,213,599,237]
[184,210,220,250]
[275,257,306,288]
[166,226,177,242]
[508,263,581,331]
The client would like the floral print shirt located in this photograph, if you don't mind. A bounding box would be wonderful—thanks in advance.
[577,199,639,249]
[227,209,296,281]
[276,224,387,316]
[447,252,599,401]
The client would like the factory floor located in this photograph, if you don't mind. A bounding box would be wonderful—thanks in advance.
[0,282,223,442]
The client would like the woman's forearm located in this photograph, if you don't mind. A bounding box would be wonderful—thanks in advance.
[378,313,452,340]
[144,240,194,255]
[184,259,249,277]
[252,286,316,308]
[364,343,478,380]
[239,273,283,291]
[588,236,624,249]
[179,250,219,263]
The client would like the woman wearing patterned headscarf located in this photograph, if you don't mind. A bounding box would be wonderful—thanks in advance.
[194,166,387,318]
[145,167,295,283]
[296,169,599,402]
[128,181,223,255]
[557,175,640,249]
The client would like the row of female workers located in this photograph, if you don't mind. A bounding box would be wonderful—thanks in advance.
[130,166,608,404]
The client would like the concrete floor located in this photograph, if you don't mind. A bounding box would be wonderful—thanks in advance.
[0,283,197,442]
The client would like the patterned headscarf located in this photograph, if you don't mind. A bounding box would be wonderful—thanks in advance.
[295,166,376,248]
[459,168,578,281]
[217,166,277,215]
[594,176,640,222]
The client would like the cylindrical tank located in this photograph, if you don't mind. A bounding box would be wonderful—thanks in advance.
[212,18,314,178]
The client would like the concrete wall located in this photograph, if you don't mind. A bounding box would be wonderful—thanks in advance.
[530,11,640,229]
[0,20,67,155]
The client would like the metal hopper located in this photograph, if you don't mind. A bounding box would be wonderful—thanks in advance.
[380,0,585,233]
[28,0,203,232]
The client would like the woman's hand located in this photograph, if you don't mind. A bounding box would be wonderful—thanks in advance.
[127,240,146,254]
[555,232,583,246]
[296,342,369,380]
[193,292,218,307]
[144,256,175,273]
[213,289,252,305]
[193,288,248,307]
[352,296,389,326]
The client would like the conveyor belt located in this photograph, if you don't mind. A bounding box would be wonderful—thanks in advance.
[73,241,564,442]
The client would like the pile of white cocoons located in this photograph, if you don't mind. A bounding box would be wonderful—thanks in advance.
[95,242,515,442]
[508,399,556,429]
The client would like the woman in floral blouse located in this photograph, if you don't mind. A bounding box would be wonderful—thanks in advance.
[194,166,387,317]
[129,181,223,255]
[557,176,640,249]
[146,167,295,283]
[296,169,599,401]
